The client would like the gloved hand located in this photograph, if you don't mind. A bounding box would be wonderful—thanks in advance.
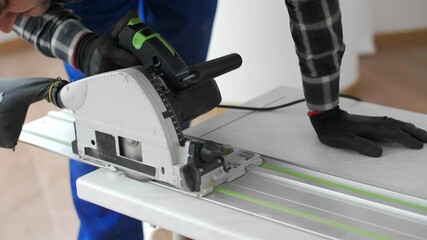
[0,78,68,148]
[309,106,427,157]
[72,11,140,76]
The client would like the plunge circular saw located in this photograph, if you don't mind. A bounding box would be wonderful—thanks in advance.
[0,19,262,196]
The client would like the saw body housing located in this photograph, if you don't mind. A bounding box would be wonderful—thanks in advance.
[60,67,261,195]
[0,17,260,195]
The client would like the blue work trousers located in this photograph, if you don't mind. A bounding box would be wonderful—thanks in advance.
[63,1,217,239]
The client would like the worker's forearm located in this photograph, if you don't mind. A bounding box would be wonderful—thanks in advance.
[13,3,91,65]
[284,0,345,111]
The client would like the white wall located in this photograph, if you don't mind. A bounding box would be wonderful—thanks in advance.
[208,0,360,104]
[355,0,376,55]
[372,0,427,33]
[2,0,426,104]
[207,1,297,104]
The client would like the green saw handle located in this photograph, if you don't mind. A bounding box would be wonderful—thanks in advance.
[118,18,242,91]
[118,18,188,91]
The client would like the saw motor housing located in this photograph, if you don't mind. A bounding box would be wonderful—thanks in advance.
[60,67,261,195]
[57,18,261,195]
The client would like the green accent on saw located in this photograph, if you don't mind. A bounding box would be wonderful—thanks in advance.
[214,187,390,240]
[21,129,72,147]
[261,163,427,212]
[221,146,233,156]
[132,31,175,56]
[132,31,151,49]
[127,18,142,26]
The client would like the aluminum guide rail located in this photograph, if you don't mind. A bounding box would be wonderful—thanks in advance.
[19,109,427,239]
[207,156,427,240]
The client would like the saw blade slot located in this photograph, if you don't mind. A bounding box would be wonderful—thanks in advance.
[118,136,143,162]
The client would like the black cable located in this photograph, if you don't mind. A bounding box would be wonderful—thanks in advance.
[338,94,362,102]
[218,99,305,111]
[217,94,362,111]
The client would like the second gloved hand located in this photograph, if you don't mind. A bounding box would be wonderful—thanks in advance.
[309,106,427,157]
[72,11,140,76]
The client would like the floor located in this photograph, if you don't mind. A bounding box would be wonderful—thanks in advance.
[0,41,76,239]
[346,34,427,115]
[0,32,426,240]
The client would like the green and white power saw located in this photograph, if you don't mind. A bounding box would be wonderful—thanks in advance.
[0,19,261,196]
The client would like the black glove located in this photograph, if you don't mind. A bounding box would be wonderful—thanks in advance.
[309,106,427,157]
[73,11,140,76]
[0,78,68,148]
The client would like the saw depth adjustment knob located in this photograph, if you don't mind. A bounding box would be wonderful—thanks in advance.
[200,141,223,163]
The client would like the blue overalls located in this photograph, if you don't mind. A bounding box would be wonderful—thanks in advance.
[63,1,217,239]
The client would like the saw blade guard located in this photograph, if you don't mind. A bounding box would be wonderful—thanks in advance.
[60,67,182,185]
[60,66,260,195]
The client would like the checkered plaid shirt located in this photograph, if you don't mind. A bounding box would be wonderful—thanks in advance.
[13,0,345,111]
[285,0,345,111]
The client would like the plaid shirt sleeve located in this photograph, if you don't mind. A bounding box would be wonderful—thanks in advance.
[12,3,91,65]
[285,0,345,111]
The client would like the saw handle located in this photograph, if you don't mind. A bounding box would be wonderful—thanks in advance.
[118,19,188,91]
[118,18,242,91]
[184,53,242,85]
